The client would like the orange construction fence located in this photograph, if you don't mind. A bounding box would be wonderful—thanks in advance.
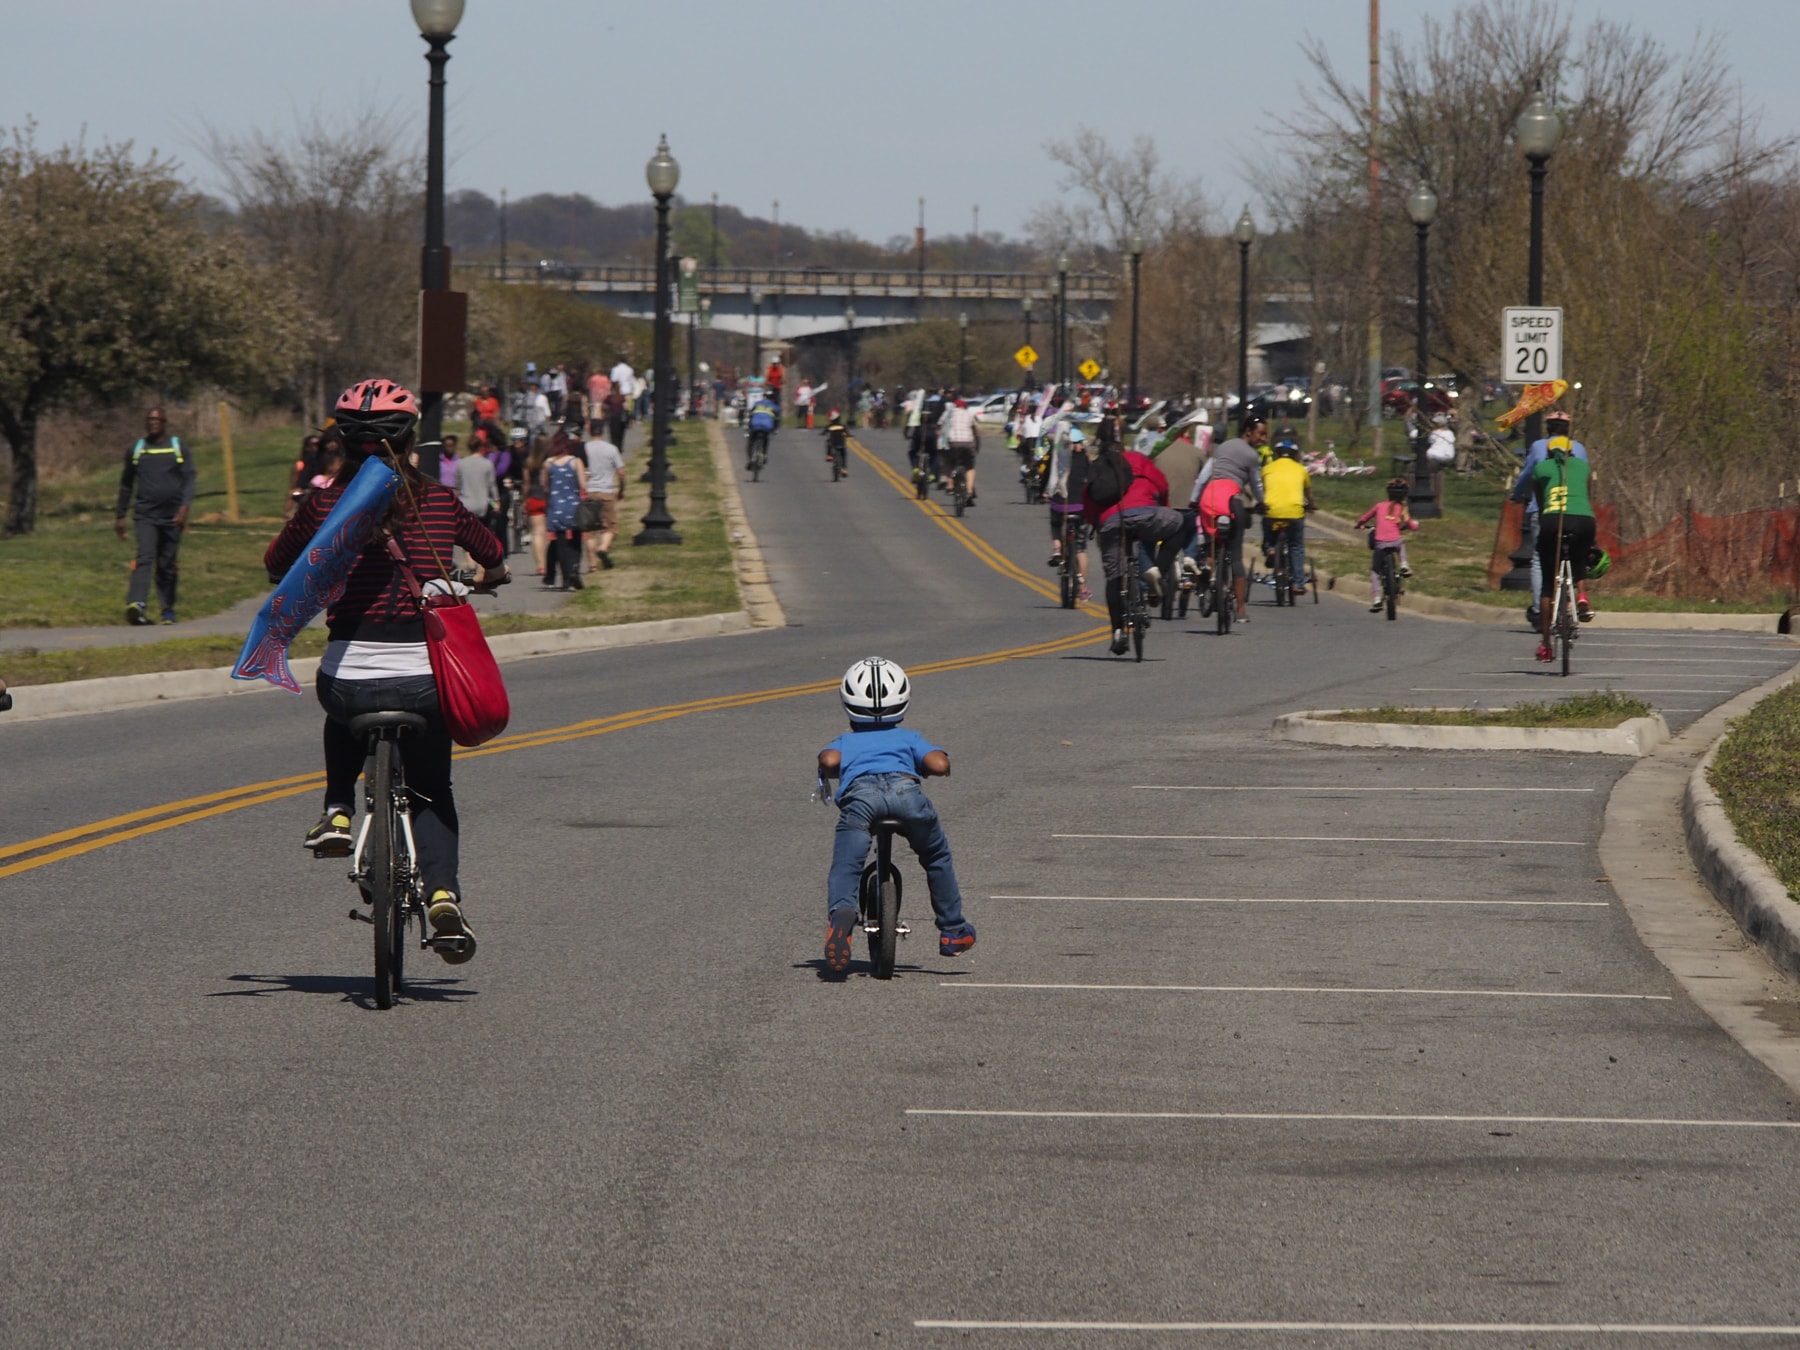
[1486,500,1800,600]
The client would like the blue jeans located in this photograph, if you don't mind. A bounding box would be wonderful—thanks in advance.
[1261,517,1307,585]
[827,773,967,934]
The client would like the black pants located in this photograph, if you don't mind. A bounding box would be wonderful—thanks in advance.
[317,672,460,897]
[546,530,584,588]
[128,517,182,612]
[1536,514,1596,594]
[607,416,629,451]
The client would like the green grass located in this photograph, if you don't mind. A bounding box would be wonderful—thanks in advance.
[1709,680,1800,899]
[1,419,740,685]
[0,420,311,628]
[1316,690,1654,728]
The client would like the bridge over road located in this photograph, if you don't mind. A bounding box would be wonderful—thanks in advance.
[456,262,1117,339]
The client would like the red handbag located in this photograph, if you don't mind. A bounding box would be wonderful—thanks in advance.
[383,498,511,748]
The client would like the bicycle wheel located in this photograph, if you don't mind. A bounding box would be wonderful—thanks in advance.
[1383,551,1399,621]
[1275,537,1292,607]
[1309,559,1320,603]
[831,449,842,481]
[1132,613,1145,662]
[1558,579,1576,677]
[751,448,762,483]
[864,867,900,986]
[369,739,398,1010]
[1060,565,1077,609]
[953,476,965,517]
[1215,562,1233,635]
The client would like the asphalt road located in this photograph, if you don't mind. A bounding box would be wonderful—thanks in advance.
[5,422,1800,1347]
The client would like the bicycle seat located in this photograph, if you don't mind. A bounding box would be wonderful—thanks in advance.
[868,816,906,833]
[348,711,428,739]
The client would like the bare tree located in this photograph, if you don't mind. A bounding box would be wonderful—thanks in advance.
[205,109,421,428]
[1265,0,1797,528]
[1029,128,1209,262]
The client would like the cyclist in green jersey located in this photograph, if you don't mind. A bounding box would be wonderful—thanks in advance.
[1525,439,1596,663]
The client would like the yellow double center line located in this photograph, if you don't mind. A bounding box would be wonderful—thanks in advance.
[849,437,1105,617]
[3,443,1108,880]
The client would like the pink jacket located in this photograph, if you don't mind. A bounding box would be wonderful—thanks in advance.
[1357,501,1418,545]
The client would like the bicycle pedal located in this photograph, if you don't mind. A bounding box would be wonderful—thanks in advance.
[349,909,372,924]
[897,924,912,937]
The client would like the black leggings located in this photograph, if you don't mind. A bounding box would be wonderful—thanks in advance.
[317,672,460,897]
[1536,514,1596,593]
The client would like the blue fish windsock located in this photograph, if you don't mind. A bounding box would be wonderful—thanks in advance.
[232,457,399,693]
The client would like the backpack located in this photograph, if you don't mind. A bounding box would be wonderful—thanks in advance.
[1086,445,1134,510]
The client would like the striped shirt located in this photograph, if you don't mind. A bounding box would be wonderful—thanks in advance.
[265,476,503,643]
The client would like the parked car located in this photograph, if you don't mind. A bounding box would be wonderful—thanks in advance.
[971,391,1017,426]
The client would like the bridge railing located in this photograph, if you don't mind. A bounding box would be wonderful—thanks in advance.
[455,261,1119,300]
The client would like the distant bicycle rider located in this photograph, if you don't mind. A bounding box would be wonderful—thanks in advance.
[745,390,779,470]
[1259,433,1316,596]
[1083,419,1181,655]
[822,407,849,477]
[1201,414,1269,622]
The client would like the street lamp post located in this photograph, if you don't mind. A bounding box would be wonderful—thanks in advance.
[682,256,698,421]
[1055,253,1070,388]
[1233,207,1255,432]
[844,303,858,426]
[1022,295,1035,389]
[750,289,763,389]
[1502,87,1565,590]
[958,312,969,395]
[1126,230,1145,412]
[1405,183,1441,519]
[635,134,682,545]
[411,0,464,462]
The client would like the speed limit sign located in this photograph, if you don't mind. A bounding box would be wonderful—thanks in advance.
[1502,307,1562,384]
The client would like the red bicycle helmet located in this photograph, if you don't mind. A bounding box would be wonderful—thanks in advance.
[334,378,419,446]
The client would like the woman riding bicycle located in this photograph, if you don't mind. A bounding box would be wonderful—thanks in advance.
[265,378,509,962]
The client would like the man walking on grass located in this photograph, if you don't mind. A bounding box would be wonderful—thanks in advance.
[115,406,195,625]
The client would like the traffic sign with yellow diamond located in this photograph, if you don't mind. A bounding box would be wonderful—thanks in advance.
[1078,358,1101,381]
[1014,344,1039,370]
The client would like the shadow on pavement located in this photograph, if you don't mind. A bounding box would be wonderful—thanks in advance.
[209,972,477,1008]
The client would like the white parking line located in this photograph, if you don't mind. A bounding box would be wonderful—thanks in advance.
[1131,785,1594,793]
[1567,657,1796,665]
[1053,833,1586,846]
[943,983,1668,1001]
[1411,687,1734,695]
[988,894,1608,908]
[914,1319,1800,1336]
[905,1109,1797,1128]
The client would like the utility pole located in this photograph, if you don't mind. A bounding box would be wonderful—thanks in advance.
[771,199,780,265]
[498,188,507,275]
[972,203,980,264]
[916,197,927,297]
[710,192,719,269]
[1366,0,1383,458]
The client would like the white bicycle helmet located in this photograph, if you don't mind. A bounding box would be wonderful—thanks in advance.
[840,657,910,726]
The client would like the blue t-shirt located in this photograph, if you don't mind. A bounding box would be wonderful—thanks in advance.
[823,726,942,792]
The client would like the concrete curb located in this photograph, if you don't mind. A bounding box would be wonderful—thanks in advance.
[704,418,788,629]
[1273,708,1669,755]
[1684,714,1800,982]
[1,610,754,725]
[1600,656,1800,1096]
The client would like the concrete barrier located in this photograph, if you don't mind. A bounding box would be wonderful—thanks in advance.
[1273,708,1670,756]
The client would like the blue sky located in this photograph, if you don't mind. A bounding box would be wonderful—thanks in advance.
[12,1,1795,242]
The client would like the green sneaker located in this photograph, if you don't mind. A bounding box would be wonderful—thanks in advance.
[303,810,353,856]
[125,602,152,626]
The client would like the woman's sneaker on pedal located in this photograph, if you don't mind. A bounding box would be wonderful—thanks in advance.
[304,809,354,857]
[1577,593,1594,622]
[1536,642,1555,663]
[427,890,477,965]
[939,923,976,958]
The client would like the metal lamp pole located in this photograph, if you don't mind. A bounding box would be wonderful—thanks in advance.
[682,256,698,421]
[1055,254,1069,388]
[958,312,969,395]
[1502,88,1564,590]
[1126,230,1144,411]
[1233,207,1255,432]
[844,303,858,425]
[635,135,682,545]
[412,0,463,460]
[1405,183,1440,519]
[750,289,763,392]
[1022,296,1035,389]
